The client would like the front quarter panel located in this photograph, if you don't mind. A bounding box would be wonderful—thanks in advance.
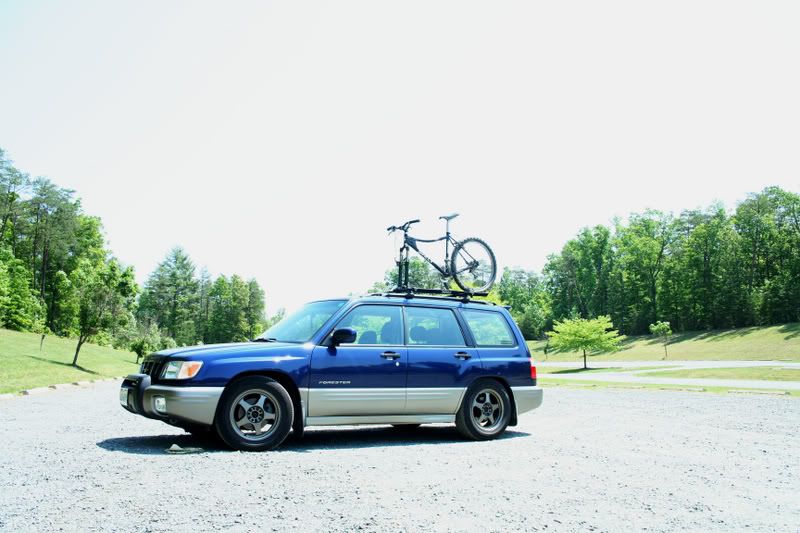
[189,344,313,389]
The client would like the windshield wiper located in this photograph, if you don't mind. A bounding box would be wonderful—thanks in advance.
[251,337,278,343]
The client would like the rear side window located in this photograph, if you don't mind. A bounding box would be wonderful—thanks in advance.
[335,305,403,345]
[461,309,516,347]
[405,307,466,346]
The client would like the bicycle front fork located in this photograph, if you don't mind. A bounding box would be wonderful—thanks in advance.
[396,245,409,289]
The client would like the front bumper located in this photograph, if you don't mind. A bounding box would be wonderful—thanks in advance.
[120,374,223,426]
[511,386,543,416]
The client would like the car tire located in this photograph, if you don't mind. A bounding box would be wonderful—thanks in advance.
[455,379,511,441]
[214,376,294,451]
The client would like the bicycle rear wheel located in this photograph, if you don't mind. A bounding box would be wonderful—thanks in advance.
[450,237,497,293]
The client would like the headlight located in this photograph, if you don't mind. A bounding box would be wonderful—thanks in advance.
[162,361,203,379]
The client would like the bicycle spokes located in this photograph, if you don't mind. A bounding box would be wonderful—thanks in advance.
[451,239,496,292]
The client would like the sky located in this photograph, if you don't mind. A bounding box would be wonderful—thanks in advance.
[1,1,798,313]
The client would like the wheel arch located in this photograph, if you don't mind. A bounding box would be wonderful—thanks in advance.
[466,375,518,427]
[220,370,303,429]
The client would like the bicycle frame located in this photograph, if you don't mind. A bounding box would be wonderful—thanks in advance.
[395,220,459,289]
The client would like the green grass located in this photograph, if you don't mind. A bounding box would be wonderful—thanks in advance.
[536,365,673,375]
[0,328,138,394]
[539,377,800,397]
[537,366,623,375]
[640,366,800,381]
[529,322,800,362]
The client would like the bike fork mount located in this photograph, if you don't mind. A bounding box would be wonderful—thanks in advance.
[396,244,410,290]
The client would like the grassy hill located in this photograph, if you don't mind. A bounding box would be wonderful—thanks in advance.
[0,328,138,394]
[528,322,800,362]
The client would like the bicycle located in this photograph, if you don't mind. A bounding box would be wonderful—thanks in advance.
[386,213,497,293]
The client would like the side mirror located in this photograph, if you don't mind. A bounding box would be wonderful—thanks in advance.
[331,327,357,347]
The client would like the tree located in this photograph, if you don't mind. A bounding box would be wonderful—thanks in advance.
[138,247,198,345]
[544,226,612,322]
[129,321,175,364]
[67,258,137,366]
[0,149,30,241]
[649,320,672,359]
[517,302,550,341]
[755,187,800,324]
[0,246,44,331]
[263,308,286,330]
[498,267,552,339]
[612,211,677,333]
[228,275,251,342]
[244,278,266,339]
[25,178,79,303]
[207,275,233,343]
[547,315,623,369]
[136,249,268,346]
[0,254,10,322]
[195,268,212,343]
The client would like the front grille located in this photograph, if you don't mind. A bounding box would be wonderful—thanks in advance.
[140,360,162,377]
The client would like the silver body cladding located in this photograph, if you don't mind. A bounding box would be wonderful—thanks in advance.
[128,385,542,427]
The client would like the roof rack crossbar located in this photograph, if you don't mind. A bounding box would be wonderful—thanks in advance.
[368,287,496,305]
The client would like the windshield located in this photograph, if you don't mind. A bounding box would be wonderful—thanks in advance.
[257,300,347,343]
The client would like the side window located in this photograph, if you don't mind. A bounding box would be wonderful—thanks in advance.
[461,309,516,347]
[334,305,403,345]
[405,307,466,346]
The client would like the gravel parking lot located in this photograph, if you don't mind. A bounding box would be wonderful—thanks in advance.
[1,381,798,532]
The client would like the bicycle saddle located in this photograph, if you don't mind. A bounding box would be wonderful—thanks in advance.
[439,213,459,221]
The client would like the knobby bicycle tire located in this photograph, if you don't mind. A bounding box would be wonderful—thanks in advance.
[450,237,497,293]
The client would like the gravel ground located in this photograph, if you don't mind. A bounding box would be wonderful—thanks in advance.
[1,382,798,532]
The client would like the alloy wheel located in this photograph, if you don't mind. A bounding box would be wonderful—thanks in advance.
[229,389,281,441]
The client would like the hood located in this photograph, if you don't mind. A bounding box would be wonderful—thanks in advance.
[152,341,302,361]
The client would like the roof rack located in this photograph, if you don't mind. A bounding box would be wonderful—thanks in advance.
[368,287,496,305]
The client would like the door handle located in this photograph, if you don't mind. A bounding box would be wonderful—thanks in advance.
[454,352,472,360]
[380,351,401,360]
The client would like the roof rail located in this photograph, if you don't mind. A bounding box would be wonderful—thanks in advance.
[368,287,496,305]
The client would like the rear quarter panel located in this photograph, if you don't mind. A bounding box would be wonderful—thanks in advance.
[462,307,531,387]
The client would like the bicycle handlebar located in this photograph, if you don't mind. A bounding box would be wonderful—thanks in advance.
[387,219,421,233]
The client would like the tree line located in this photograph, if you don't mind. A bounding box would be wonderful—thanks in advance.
[374,186,800,340]
[540,186,800,337]
[137,247,268,349]
[0,148,268,364]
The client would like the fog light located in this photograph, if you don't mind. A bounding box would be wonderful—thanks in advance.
[119,387,130,407]
[154,396,167,413]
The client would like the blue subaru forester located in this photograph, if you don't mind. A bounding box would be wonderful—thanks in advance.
[120,293,542,451]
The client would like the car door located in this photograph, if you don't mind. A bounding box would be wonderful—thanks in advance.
[404,305,482,414]
[309,304,407,416]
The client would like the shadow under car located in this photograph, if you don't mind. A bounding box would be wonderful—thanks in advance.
[97,425,530,455]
